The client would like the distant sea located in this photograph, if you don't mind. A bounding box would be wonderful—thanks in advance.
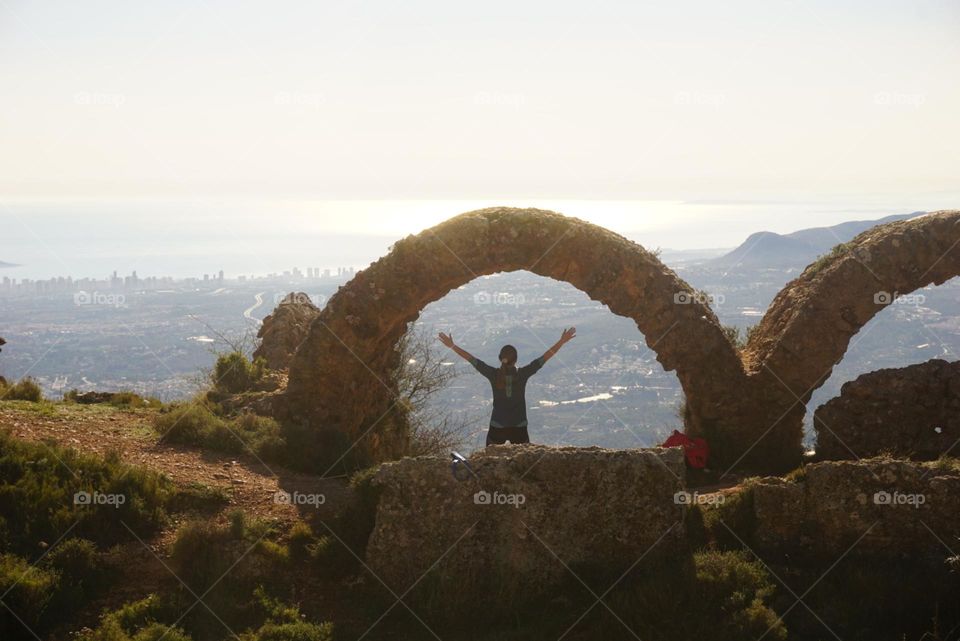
[1,195,957,280]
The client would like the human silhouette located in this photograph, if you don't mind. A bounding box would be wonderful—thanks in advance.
[438,328,576,446]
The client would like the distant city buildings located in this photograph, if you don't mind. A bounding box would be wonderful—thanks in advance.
[0,266,358,298]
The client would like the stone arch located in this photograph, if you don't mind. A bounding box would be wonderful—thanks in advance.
[740,210,960,460]
[284,207,746,467]
[282,207,960,473]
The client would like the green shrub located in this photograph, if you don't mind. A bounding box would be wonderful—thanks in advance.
[81,590,333,641]
[154,402,223,446]
[246,621,334,641]
[696,482,758,550]
[723,325,744,349]
[79,618,194,641]
[692,551,783,638]
[167,482,230,513]
[43,537,109,605]
[0,431,173,556]
[109,391,163,409]
[232,412,286,459]
[286,521,314,562]
[243,588,333,641]
[213,352,265,394]
[132,623,194,641]
[1,544,113,639]
[167,516,284,636]
[159,414,366,476]
[81,595,180,641]
[722,324,761,351]
[807,241,853,275]
[0,553,60,637]
[0,433,198,640]
[0,377,43,402]
[154,404,285,461]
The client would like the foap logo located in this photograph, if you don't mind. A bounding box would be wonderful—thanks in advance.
[873,91,926,108]
[274,91,325,107]
[473,291,526,307]
[273,292,326,307]
[873,490,926,509]
[274,490,326,507]
[474,91,526,108]
[674,91,726,108]
[674,291,724,307]
[74,291,127,308]
[474,490,526,509]
[74,491,126,508]
[74,91,126,108]
[674,490,725,506]
[873,291,926,307]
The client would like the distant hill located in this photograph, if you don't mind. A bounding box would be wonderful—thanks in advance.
[0,261,17,269]
[710,212,925,269]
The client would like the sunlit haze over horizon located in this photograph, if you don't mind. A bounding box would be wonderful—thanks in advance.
[1,0,958,277]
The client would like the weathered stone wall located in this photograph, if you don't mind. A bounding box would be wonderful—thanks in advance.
[751,459,960,560]
[813,359,960,460]
[365,451,960,593]
[366,445,687,593]
[253,292,321,370]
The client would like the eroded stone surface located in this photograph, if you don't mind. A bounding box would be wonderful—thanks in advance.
[814,359,960,460]
[751,459,960,560]
[254,292,321,370]
[365,445,687,593]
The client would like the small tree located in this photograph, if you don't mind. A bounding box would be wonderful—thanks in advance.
[396,328,471,456]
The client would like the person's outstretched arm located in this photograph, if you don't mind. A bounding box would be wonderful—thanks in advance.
[542,327,577,363]
[438,332,475,363]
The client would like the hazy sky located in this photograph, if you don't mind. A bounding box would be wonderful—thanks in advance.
[1,0,958,227]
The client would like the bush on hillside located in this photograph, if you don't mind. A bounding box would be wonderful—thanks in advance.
[0,377,43,402]
[154,403,285,460]
[0,553,60,637]
[43,538,109,602]
[0,431,174,555]
[213,352,266,394]
[166,514,287,636]
[79,590,333,641]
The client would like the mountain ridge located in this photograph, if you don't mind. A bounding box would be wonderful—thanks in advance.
[710,211,926,269]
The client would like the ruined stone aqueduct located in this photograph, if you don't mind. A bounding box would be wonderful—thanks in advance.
[270,207,960,473]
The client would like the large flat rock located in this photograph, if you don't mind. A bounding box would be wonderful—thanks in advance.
[752,459,960,560]
[366,445,687,593]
